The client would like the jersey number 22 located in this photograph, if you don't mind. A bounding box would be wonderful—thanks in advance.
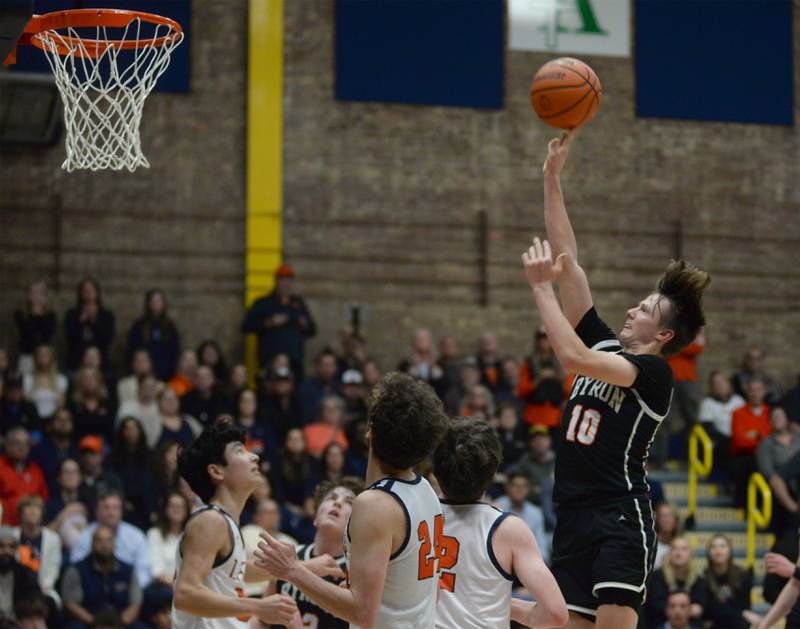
[417,514,460,592]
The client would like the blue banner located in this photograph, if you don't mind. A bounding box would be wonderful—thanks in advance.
[336,0,504,109]
[636,0,792,125]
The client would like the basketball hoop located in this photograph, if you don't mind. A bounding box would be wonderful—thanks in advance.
[17,9,183,172]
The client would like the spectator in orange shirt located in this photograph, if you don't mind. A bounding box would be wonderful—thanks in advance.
[517,327,565,431]
[304,395,349,457]
[654,329,705,467]
[730,377,771,506]
[0,425,49,525]
[168,349,197,398]
[474,331,504,394]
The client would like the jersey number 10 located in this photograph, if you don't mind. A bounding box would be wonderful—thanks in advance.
[565,404,601,445]
[417,514,460,592]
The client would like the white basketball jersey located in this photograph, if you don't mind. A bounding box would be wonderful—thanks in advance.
[436,502,514,629]
[172,505,249,629]
[344,474,442,629]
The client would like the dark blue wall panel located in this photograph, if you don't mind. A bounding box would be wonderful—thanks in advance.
[336,0,504,109]
[636,0,793,125]
[12,0,190,93]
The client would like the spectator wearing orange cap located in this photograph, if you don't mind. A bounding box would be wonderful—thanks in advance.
[241,263,317,380]
[75,436,123,515]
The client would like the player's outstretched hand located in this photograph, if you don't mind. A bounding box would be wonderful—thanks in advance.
[522,237,567,288]
[254,594,297,625]
[542,128,577,176]
[305,553,345,580]
[255,532,298,580]
[764,552,796,578]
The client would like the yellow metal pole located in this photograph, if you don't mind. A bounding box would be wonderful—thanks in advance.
[746,473,772,569]
[687,425,713,526]
[246,0,283,381]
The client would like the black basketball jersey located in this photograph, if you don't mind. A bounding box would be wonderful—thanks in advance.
[553,307,673,506]
[273,544,347,629]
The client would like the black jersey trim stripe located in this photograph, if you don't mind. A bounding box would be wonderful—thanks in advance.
[630,387,669,422]
[213,510,237,569]
[486,512,514,582]
[566,604,597,617]
[591,339,621,351]
[633,498,650,589]
[592,581,645,594]
[623,409,646,491]
[370,486,411,561]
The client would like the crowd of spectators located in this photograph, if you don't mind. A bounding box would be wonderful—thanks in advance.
[1,271,799,628]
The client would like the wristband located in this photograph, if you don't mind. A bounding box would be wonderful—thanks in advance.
[793,566,800,581]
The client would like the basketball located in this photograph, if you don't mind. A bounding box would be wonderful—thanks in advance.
[530,57,602,129]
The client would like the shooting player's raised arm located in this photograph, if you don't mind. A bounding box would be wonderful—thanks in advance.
[542,131,593,327]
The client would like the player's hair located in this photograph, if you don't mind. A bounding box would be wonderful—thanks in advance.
[433,417,502,503]
[368,371,449,470]
[656,260,711,357]
[313,476,365,511]
[178,421,246,503]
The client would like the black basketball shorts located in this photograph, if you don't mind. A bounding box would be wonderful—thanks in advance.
[551,496,656,618]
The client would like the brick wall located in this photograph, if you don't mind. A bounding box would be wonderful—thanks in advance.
[1,1,798,387]
[282,2,800,384]
[0,1,247,371]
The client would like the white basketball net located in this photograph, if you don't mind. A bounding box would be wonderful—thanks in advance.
[34,18,183,172]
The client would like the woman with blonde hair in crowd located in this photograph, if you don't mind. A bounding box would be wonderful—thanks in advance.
[23,344,67,421]
[644,536,706,628]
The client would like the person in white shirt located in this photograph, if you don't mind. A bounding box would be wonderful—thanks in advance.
[117,349,157,406]
[70,490,152,588]
[698,371,745,472]
[23,345,67,420]
[494,473,550,565]
[14,494,62,609]
[147,491,190,586]
[116,374,162,447]
[241,498,298,597]
[256,371,450,629]
[433,417,567,629]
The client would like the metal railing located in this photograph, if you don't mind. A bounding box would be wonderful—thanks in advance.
[746,472,772,569]
[687,424,713,524]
